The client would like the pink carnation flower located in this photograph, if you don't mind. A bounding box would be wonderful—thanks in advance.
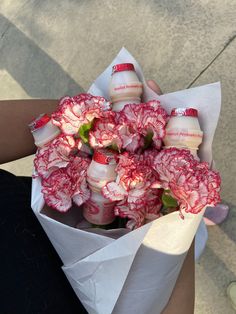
[102,152,161,229]
[89,113,122,150]
[66,157,91,207]
[51,93,111,135]
[112,189,162,229]
[153,148,221,215]
[117,100,168,151]
[41,168,73,212]
[42,156,90,212]
[87,100,168,153]
[144,189,163,220]
[114,199,146,229]
[89,118,143,152]
[115,152,159,190]
[117,124,143,153]
[34,134,77,178]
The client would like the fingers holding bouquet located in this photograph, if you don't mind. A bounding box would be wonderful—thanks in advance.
[147,79,162,95]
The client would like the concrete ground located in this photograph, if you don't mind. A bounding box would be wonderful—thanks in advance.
[0,1,235,313]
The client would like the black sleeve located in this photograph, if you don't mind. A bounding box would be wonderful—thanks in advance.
[0,169,87,314]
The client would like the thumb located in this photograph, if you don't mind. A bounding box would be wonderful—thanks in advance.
[147,80,162,95]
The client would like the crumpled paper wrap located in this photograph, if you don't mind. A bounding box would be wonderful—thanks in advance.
[31,48,221,314]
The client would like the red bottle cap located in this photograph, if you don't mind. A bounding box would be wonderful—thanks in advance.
[171,108,198,117]
[112,63,135,75]
[28,113,51,131]
[93,149,117,165]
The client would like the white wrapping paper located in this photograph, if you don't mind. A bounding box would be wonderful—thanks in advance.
[31,48,221,314]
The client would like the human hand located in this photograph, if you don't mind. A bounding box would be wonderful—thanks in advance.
[147,80,162,95]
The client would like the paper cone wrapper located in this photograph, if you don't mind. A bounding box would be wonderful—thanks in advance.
[31,48,221,314]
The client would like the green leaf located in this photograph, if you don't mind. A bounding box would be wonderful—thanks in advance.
[162,191,178,208]
[108,143,119,152]
[79,121,93,143]
[143,131,153,149]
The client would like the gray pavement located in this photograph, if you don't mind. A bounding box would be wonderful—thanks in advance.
[0,1,236,313]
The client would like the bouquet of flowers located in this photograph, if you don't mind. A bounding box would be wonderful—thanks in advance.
[30,48,221,314]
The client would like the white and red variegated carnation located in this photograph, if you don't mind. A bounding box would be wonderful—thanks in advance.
[142,148,160,169]
[42,156,90,212]
[117,124,143,153]
[102,152,161,229]
[89,119,143,152]
[41,168,73,212]
[112,188,162,229]
[102,181,127,201]
[115,152,159,190]
[66,156,91,207]
[144,189,163,221]
[34,134,78,178]
[117,100,168,151]
[153,148,221,215]
[87,100,167,152]
[51,93,111,135]
[153,148,196,190]
[89,113,123,150]
[114,200,146,229]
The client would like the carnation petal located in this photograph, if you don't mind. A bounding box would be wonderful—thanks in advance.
[42,168,72,212]
[102,182,127,201]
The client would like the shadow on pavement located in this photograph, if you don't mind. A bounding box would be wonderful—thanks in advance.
[199,201,236,290]
[218,201,236,244]
[0,14,83,99]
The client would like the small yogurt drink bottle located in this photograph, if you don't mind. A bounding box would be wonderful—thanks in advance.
[83,191,116,225]
[87,149,117,192]
[163,108,203,160]
[109,63,143,112]
[29,113,60,147]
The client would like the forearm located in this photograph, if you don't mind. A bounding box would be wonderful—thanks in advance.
[0,99,58,164]
[161,241,195,314]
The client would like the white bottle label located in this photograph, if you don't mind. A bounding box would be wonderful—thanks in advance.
[83,200,115,225]
[110,81,142,102]
[164,127,203,149]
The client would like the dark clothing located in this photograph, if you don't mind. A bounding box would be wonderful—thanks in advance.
[0,169,87,314]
